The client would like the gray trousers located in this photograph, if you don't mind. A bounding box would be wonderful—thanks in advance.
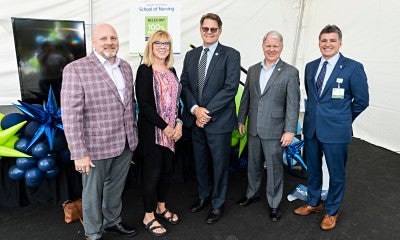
[82,146,133,240]
[246,135,284,208]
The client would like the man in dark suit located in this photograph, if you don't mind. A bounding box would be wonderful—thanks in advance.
[180,13,241,224]
[236,31,300,222]
[61,23,138,240]
[294,25,369,230]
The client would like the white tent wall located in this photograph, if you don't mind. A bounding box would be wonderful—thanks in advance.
[0,0,399,153]
[296,0,400,153]
[0,0,90,104]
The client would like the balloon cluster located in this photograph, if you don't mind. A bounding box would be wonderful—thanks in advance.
[4,87,71,187]
[3,112,69,187]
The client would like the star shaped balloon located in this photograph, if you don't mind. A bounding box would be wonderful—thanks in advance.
[13,86,63,150]
[0,120,31,158]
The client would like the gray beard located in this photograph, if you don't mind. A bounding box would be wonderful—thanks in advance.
[103,51,117,59]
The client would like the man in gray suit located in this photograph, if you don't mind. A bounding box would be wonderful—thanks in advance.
[236,31,300,222]
[61,23,138,240]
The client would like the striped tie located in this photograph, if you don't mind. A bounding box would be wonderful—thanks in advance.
[198,48,209,101]
[316,61,328,96]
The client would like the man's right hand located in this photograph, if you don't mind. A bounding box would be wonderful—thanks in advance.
[75,156,95,175]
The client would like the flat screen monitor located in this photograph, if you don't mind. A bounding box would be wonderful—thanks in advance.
[11,17,86,104]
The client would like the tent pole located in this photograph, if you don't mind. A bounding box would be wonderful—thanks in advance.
[89,0,93,30]
[291,0,306,66]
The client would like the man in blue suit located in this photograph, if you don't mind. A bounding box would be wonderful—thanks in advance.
[181,13,241,224]
[294,25,369,230]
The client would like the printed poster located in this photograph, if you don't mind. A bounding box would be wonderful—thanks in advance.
[129,2,181,55]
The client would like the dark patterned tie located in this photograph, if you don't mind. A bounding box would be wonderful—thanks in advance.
[316,61,328,96]
[198,48,209,101]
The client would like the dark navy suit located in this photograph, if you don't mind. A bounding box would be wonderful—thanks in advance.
[181,43,240,209]
[303,53,369,215]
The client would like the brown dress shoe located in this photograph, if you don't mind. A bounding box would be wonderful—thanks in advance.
[294,204,323,216]
[320,214,338,230]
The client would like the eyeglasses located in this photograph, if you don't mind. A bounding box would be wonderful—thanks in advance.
[153,41,171,48]
[201,27,219,33]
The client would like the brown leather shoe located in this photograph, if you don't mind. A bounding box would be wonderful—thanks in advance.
[320,214,338,230]
[294,204,323,216]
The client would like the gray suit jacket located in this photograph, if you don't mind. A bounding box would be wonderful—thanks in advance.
[238,59,300,140]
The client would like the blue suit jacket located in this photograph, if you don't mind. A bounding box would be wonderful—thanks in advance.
[303,53,369,143]
[180,43,241,134]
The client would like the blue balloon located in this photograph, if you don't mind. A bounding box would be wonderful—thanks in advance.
[25,179,42,188]
[14,137,31,154]
[25,167,44,182]
[8,165,26,180]
[1,112,26,130]
[45,165,60,179]
[31,142,50,158]
[24,121,41,139]
[16,157,37,170]
[37,156,56,172]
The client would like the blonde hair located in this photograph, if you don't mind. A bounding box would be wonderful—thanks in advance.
[143,30,174,68]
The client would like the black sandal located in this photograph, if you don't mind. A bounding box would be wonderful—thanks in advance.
[157,209,180,225]
[142,218,168,237]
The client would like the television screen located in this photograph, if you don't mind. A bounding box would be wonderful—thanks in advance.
[11,17,86,104]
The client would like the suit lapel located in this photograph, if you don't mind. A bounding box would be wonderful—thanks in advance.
[89,53,123,103]
[204,44,222,84]
[254,64,262,97]
[262,59,284,96]
[120,63,131,106]
[309,60,320,100]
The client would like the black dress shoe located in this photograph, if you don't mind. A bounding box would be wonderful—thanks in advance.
[236,196,260,207]
[190,199,210,213]
[269,208,282,222]
[206,208,223,224]
[104,222,138,237]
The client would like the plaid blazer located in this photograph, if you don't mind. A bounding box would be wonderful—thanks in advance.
[61,52,138,160]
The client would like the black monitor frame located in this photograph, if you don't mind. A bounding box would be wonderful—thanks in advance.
[11,17,86,104]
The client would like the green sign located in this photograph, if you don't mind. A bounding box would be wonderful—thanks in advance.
[145,16,168,40]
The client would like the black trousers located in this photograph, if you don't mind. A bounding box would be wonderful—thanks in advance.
[142,143,173,213]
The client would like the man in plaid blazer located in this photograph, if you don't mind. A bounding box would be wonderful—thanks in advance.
[61,23,138,240]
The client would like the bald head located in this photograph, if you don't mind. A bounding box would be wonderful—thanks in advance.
[92,23,119,63]
[92,23,117,39]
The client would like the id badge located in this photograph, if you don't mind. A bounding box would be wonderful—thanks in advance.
[332,88,344,99]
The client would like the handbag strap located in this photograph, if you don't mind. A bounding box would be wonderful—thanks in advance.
[62,200,73,208]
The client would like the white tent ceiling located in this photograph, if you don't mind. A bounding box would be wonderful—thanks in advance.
[0,0,399,153]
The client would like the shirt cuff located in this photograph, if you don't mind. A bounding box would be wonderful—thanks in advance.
[190,105,198,114]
